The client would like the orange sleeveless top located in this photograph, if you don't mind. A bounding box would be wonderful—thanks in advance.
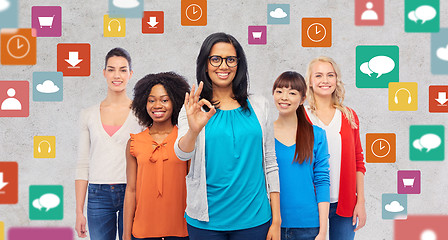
[129,126,188,238]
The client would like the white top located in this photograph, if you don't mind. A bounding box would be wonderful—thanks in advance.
[75,104,143,184]
[305,106,342,203]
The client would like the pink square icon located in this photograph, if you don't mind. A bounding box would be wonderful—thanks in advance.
[31,6,62,37]
[248,26,267,45]
[0,81,29,117]
[9,227,73,240]
[395,215,448,240]
[355,0,384,26]
[397,170,421,194]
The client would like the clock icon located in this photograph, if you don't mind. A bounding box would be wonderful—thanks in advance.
[6,35,31,59]
[371,138,391,158]
[185,4,202,22]
[306,23,326,42]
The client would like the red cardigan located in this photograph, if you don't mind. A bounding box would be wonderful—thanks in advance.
[305,108,366,217]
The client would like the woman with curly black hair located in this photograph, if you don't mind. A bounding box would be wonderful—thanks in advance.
[123,72,190,240]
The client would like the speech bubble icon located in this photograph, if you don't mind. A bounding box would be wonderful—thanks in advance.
[415,5,436,24]
[38,193,60,212]
[420,133,441,152]
[368,56,395,78]
[408,11,418,22]
[360,62,373,76]
[32,199,43,210]
[413,139,423,151]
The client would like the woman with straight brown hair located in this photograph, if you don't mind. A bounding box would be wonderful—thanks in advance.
[273,71,330,240]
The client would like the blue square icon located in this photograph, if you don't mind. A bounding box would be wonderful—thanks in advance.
[431,28,448,75]
[267,4,290,25]
[33,72,63,102]
[108,0,143,18]
[0,0,18,28]
[382,193,407,220]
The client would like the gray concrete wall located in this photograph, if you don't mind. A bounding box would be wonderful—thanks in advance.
[0,0,447,239]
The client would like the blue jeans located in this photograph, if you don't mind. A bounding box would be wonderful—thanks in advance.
[281,227,319,240]
[187,221,270,240]
[329,202,356,240]
[132,236,189,240]
[87,184,126,240]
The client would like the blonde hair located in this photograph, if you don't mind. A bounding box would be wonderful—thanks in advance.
[305,56,358,129]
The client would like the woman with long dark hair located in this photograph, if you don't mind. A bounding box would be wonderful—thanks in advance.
[174,32,281,240]
[272,71,330,240]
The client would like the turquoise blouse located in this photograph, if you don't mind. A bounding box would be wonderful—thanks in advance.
[185,101,271,230]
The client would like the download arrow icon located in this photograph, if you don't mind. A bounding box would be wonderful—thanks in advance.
[0,172,8,191]
[436,92,448,106]
[147,17,159,28]
[65,51,83,68]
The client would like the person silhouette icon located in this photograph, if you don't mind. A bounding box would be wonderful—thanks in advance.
[361,2,378,20]
[420,229,437,240]
[1,88,22,110]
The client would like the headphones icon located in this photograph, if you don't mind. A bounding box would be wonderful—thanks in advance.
[394,88,412,104]
[38,140,51,153]
[108,19,121,32]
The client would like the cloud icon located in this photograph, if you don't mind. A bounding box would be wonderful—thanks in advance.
[385,200,404,212]
[436,44,448,61]
[0,0,10,12]
[113,0,139,9]
[270,8,287,19]
[36,80,60,93]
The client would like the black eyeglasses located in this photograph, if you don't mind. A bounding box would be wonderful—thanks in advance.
[208,55,239,68]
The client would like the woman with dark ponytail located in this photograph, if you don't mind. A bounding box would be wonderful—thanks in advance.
[272,71,330,240]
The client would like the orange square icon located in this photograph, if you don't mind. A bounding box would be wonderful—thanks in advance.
[142,11,164,34]
[429,85,448,113]
[1,29,36,65]
[0,162,18,204]
[366,133,396,163]
[57,43,91,77]
[302,18,332,47]
[181,0,207,26]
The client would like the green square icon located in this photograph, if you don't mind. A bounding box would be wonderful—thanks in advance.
[405,0,439,33]
[356,45,399,88]
[29,185,63,220]
[410,125,444,161]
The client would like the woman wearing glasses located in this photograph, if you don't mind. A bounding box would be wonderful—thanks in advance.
[174,32,281,240]
[304,56,366,240]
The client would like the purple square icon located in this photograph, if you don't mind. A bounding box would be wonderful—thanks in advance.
[248,26,267,45]
[9,227,73,240]
[397,170,421,194]
[31,6,62,37]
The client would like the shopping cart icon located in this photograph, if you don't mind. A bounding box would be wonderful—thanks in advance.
[252,32,262,39]
[402,178,415,187]
[38,15,55,28]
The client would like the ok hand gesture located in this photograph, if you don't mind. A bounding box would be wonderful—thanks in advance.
[184,81,216,135]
